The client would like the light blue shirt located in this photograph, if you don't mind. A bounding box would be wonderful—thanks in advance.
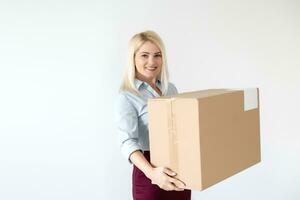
[114,79,178,164]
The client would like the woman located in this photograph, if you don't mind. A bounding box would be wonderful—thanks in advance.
[115,30,191,200]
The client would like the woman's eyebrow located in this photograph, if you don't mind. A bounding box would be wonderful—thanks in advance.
[140,51,161,54]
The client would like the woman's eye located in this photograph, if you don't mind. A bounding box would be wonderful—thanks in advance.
[140,54,161,58]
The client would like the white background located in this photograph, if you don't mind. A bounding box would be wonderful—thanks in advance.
[0,0,299,199]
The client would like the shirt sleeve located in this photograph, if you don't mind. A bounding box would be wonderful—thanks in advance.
[114,92,142,164]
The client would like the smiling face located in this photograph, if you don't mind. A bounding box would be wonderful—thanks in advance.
[134,41,162,84]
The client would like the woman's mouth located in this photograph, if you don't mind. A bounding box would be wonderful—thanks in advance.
[145,67,157,71]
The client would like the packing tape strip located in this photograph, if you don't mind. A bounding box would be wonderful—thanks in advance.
[168,98,179,173]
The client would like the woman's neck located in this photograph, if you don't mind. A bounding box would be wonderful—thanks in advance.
[135,75,157,87]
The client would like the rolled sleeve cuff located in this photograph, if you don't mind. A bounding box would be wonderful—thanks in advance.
[121,139,142,164]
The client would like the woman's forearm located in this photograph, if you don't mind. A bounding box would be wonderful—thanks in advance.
[129,150,154,179]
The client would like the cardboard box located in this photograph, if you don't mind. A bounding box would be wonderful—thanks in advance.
[148,88,261,190]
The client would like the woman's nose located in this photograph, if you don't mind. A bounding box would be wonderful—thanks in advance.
[147,56,155,65]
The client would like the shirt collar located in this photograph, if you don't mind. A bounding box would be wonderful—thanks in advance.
[134,78,161,90]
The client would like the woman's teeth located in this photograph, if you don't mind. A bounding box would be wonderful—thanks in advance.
[145,67,157,71]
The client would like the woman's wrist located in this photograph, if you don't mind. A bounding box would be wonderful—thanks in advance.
[144,166,154,179]
[130,151,155,179]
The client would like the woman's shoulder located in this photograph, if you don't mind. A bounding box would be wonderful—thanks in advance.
[167,82,179,95]
[116,90,140,106]
[114,90,137,114]
[116,90,131,103]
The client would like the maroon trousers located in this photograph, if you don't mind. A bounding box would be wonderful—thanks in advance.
[132,151,191,200]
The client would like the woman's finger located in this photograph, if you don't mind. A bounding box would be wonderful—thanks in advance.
[163,167,176,176]
[168,177,186,188]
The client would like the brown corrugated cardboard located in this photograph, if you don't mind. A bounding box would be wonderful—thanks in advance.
[148,88,261,191]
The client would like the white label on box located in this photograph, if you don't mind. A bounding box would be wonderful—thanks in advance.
[244,88,258,111]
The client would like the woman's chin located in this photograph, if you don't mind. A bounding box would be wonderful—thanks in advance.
[145,74,158,80]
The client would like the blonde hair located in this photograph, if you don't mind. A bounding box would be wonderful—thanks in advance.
[119,30,169,96]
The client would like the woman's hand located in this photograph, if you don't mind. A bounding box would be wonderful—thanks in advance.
[147,167,186,191]
[129,151,186,191]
